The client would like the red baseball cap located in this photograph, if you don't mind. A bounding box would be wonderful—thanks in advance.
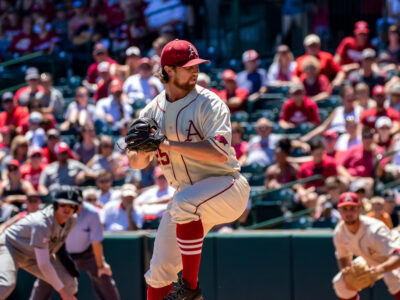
[160,40,209,67]
[110,79,123,93]
[372,85,385,96]
[222,69,236,81]
[323,129,338,139]
[153,166,164,178]
[338,192,361,208]
[8,159,20,168]
[242,49,259,63]
[139,57,152,67]
[354,21,370,35]
[54,141,70,155]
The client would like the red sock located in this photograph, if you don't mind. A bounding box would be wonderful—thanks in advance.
[340,295,359,300]
[176,219,204,290]
[395,291,400,300]
[147,284,173,300]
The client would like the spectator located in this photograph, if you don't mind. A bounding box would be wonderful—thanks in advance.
[237,49,267,99]
[135,167,175,229]
[23,97,56,133]
[241,118,279,167]
[0,197,15,224]
[335,116,362,159]
[144,0,187,36]
[218,69,248,113]
[8,16,35,56]
[265,138,298,189]
[293,34,344,85]
[96,170,120,207]
[67,0,89,41]
[150,37,168,73]
[315,176,347,220]
[52,4,68,43]
[4,8,21,41]
[33,15,59,53]
[85,43,117,86]
[36,73,64,115]
[388,81,400,111]
[82,187,101,209]
[334,21,374,72]
[38,141,94,195]
[111,46,141,81]
[42,129,74,164]
[123,57,163,104]
[73,124,98,165]
[349,180,371,212]
[340,127,385,179]
[61,86,96,132]
[360,85,400,133]
[0,125,16,158]
[14,67,44,106]
[0,19,11,59]
[366,196,394,228]
[267,44,296,87]
[96,79,133,129]
[279,82,320,129]
[375,117,394,151]
[71,11,108,47]
[1,135,29,174]
[197,73,211,89]
[300,55,332,101]
[93,61,117,102]
[323,130,338,159]
[0,92,29,131]
[101,183,141,232]
[347,48,385,90]
[297,139,338,191]
[87,135,124,180]
[20,146,47,191]
[379,25,400,63]
[367,197,393,229]
[231,122,248,165]
[382,189,399,227]
[0,159,35,208]
[301,85,362,141]
[354,82,375,109]
[24,111,45,147]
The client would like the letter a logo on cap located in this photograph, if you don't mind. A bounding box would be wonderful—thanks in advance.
[345,194,353,202]
[188,45,196,59]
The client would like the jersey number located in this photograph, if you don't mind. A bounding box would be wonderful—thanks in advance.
[156,149,170,166]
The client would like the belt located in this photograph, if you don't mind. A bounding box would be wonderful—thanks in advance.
[70,244,93,259]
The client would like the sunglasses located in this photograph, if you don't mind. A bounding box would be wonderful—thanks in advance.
[7,166,18,172]
[31,153,42,158]
[102,144,113,148]
[98,178,112,183]
[48,135,59,140]
[76,93,87,98]
[27,197,41,203]
[86,197,97,202]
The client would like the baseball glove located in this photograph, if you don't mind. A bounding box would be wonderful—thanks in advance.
[125,117,166,152]
[342,258,378,291]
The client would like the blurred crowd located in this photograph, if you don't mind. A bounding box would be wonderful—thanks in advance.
[2,0,400,232]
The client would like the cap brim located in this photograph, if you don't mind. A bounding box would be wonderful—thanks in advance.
[180,58,210,67]
[56,199,79,205]
[354,29,369,35]
[338,202,360,208]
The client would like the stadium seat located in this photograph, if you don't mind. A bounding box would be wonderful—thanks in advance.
[241,163,266,174]
[316,95,341,109]
[231,111,249,123]
[263,188,294,203]
[248,173,265,186]
[248,109,277,123]
[251,202,283,224]
[282,216,314,229]
[313,217,339,229]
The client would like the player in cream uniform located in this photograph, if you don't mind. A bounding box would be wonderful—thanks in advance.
[332,192,400,300]
[128,40,250,300]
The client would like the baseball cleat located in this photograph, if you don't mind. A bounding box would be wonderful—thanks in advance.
[162,278,203,300]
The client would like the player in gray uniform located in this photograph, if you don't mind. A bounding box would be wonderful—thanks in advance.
[0,186,81,300]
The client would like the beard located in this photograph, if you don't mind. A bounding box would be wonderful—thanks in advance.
[173,77,196,91]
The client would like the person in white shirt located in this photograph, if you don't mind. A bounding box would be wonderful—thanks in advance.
[95,170,120,207]
[335,116,362,152]
[332,192,400,300]
[123,57,164,104]
[101,184,141,232]
[96,79,132,128]
[135,167,175,228]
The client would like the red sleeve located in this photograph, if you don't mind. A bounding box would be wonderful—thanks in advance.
[0,113,6,127]
[329,56,342,73]
[339,148,352,167]
[280,101,290,121]
[8,35,18,53]
[335,38,348,56]
[388,108,400,121]
[16,107,29,127]
[86,64,97,83]
[293,56,303,77]
[14,87,25,102]
[319,75,332,94]
[297,163,307,179]
[360,110,368,126]
[236,88,248,102]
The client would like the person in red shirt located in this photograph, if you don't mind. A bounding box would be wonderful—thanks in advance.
[292,34,344,85]
[93,61,118,102]
[375,116,394,151]
[0,92,29,132]
[361,85,400,134]
[218,69,248,113]
[279,83,320,129]
[42,129,75,164]
[14,67,44,106]
[8,16,36,56]
[300,55,332,102]
[231,122,248,165]
[20,146,48,191]
[335,21,374,72]
[340,126,385,178]
[33,16,59,53]
[84,43,117,85]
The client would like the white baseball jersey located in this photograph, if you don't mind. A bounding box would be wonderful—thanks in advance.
[140,85,240,190]
[333,215,400,266]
